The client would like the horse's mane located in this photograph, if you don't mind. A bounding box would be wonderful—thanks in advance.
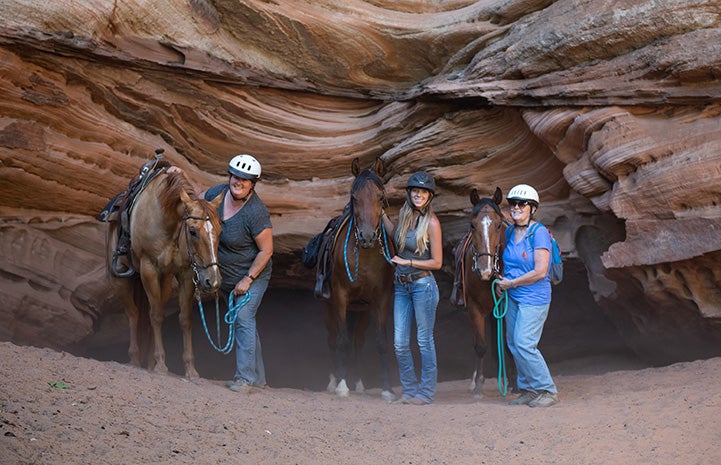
[350,169,384,196]
[348,169,386,217]
[471,197,504,218]
[159,172,219,225]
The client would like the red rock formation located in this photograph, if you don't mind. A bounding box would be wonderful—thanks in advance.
[1,0,720,363]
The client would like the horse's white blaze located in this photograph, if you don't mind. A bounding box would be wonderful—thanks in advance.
[481,216,492,270]
[203,220,221,274]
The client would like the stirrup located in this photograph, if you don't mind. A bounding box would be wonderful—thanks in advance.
[111,253,136,278]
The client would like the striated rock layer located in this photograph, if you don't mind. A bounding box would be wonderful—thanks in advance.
[1,0,721,364]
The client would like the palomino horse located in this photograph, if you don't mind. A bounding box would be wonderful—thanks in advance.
[106,168,223,379]
[457,186,515,397]
[324,157,395,401]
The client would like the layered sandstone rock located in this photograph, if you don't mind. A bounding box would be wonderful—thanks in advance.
[1,0,720,363]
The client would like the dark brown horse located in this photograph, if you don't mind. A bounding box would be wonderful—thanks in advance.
[324,157,395,401]
[106,169,223,379]
[457,187,514,397]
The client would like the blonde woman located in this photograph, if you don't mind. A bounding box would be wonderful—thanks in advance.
[387,172,443,405]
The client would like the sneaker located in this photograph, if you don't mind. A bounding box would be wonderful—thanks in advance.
[528,391,559,408]
[508,390,538,406]
[408,397,431,406]
[391,396,412,405]
[228,379,252,393]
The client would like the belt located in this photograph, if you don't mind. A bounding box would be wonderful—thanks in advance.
[396,270,431,284]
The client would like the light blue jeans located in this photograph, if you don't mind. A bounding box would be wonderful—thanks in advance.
[505,298,557,394]
[393,275,439,402]
[223,278,268,387]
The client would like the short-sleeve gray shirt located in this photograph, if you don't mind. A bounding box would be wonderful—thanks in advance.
[205,185,273,292]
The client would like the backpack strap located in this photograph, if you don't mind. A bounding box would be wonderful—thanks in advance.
[526,222,540,248]
[505,224,515,244]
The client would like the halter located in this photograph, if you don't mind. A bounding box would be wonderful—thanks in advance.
[344,215,393,283]
[470,241,502,278]
[343,171,393,283]
[468,199,510,280]
[182,214,221,292]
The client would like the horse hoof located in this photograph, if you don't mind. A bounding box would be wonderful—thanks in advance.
[354,379,365,394]
[326,374,338,393]
[335,379,350,397]
[381,390,395,403]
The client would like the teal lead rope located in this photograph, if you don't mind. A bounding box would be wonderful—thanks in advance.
[197,290,251,354]
[492,279,509,396]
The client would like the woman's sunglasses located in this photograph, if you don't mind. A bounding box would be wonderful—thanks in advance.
[508,199,530,208]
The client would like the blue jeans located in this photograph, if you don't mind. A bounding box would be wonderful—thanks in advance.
[505,298,557,394]
[393,275,439,402]
[223,278,268,386]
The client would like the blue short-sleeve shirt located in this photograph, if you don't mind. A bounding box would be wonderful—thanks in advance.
[503,223,552,305]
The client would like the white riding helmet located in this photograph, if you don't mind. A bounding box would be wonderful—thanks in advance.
[507,184,540,206]
[228,154,261,181]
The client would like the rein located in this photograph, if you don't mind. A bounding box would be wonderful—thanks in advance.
[196,290,251,354]
[343,215,393,283]
[492,279,510,397]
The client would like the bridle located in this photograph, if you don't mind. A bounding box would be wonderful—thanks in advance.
[468,202,510,280]
[343,174,393,282]
[181,214,220,292]
[471,241,502,279]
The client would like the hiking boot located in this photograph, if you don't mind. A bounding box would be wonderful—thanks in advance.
[528,391,559,408]
[508,390,538,406]
[228,379,252,393]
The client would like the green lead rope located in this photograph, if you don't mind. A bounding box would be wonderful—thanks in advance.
[492,279,509,396]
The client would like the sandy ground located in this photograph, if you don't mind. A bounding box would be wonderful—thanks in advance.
[1,341,720,465]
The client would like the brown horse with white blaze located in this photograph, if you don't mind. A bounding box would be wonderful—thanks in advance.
[324,157,395,401]
[106,169,223,379]
[460,186,515,397]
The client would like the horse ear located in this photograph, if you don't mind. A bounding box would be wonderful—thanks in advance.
[351,157,361,177]
[373,157,386,178]
[209,191,223,210]
[179,186,193,205]
[470,188,480,205]
[493,187,503,206]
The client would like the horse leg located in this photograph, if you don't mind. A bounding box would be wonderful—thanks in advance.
[375,292,395,402]
[330,295,351,397]
[140,261,169,375]
[323,304,339,393]
[468,308,488,398]
[116,277,142,367]
[351,310,370,394]
[177,275,199,380]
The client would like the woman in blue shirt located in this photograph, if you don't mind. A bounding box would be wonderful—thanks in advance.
[496,184,559,408]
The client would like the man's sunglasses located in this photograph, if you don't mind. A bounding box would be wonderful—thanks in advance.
[508,199,530,208]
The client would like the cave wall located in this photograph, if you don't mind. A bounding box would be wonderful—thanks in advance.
[2,0,721,364]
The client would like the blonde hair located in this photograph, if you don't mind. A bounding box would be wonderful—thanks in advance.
[394,201,433,255]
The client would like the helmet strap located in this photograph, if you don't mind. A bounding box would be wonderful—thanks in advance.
[228,180,255,202]
[407,191,432,216]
